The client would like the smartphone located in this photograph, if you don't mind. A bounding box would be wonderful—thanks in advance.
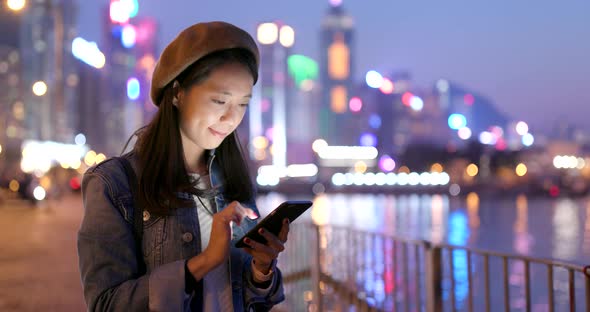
[235,200,313,248]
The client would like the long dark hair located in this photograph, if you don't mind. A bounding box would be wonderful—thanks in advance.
[133,48,257,215]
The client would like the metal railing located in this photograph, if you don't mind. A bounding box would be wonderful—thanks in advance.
[274,223,590,312]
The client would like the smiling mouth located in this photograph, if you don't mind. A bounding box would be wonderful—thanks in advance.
[209,128,228,137]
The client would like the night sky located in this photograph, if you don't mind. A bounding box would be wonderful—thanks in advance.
[77,0,590,133]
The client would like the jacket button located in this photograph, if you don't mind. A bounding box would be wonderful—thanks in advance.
[142,210,150,221]
[182,232,193,243]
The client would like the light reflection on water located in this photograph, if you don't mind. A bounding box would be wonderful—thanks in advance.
[258,192,590,310]
[258,192,590,264]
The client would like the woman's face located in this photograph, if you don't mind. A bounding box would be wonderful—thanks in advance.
[176,62,253,158]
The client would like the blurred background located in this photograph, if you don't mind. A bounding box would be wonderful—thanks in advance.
[0,0,589,311]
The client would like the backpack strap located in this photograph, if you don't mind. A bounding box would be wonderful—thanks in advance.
[116,156,146,276]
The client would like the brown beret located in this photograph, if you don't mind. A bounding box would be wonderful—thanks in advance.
[150,21,260,106]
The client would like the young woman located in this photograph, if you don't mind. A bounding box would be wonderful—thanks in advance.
[78,21,287,311]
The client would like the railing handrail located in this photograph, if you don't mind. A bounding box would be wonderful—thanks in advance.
[314,223,588,273]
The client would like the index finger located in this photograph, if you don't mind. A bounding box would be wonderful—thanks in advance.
[278,218,290,243]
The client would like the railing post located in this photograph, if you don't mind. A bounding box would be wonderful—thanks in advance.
[424,241,443,312]
[312,224,323,312]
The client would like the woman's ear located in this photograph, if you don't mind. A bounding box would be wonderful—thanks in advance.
[172,81,181,107]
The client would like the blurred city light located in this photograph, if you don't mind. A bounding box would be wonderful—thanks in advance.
[402,92,413,107]
[257,23,279,45]
[72,37,106,69]
[458,127,472,140]
[522,133,534,147]
[516,163,527,176]
[312,139,328,153]
[279,25,295,47]
[256,165,282,186]
[84,150,97,166]
[553,155,581,169]
[121,24,137,48]
[252,136,269,150]
[466,164,479,177]
[448,114,467,130]
[379,78,394,94]
[431,163,443,173]
[354,161,367,174]
[479,131,495,145]
[33,186,46,201]
[436,79,450,93]
[410,96,424,111]
[379,155,396,172]
[365,70,383,88]
[120,0,139,18]
[286,164,318,177]
[95,153,107,164]
[32,81,47,96]
[359,133,377,147]
[0,144,2,155]
[491,126,504,137]
[126,77,140,100]
[7,0,26,11]
[318,145,378,160]
[349,97,362,112]
[449,184,461,196]
[330,171,450,187]
[21,140,88,174]
[9,180,20,192]
[109,0,130,24]
[287,55,318,87]
[369,114,381,129]
[329,0,342,7]
[75,133,86,146]
[516,121,529,135]
[577,157,585,169]
[464,94,475,105]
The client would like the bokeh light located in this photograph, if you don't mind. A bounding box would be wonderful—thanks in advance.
[379,155,396,172]
[448,114,467,130]
[359,133,377,147]
[366,70,383,88]
[466,164,479,177]
[32,81,47,96]
[349,97,362,112]
[458,127,472,140]
[379,78,394,94]
[516,163,527,176]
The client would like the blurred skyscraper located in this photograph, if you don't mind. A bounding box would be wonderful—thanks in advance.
[252,21,295,169]
[0,5,25,166]
[100,1,158,156]
[436,79,509,146]
[20,0,79,143]
[319,0,355,146]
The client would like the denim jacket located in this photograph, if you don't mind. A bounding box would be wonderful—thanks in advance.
[77,150,285,311]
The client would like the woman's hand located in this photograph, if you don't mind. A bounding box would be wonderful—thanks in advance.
[204,201,257,267]
[188,201,257,280]
[243,218,290,274]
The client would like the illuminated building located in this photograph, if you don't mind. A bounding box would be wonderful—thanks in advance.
[20,0,79,143]
[252,21,295,170]
[101,0,158,155]
[74,40,108,154]
[285,54,320,164]
[0,7,25,165]
[319,0,355,145]
[436,80,508,143]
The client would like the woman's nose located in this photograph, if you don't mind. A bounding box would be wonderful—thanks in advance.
[220,106,240,126]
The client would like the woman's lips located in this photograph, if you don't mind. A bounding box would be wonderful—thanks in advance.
[209,128,228,137]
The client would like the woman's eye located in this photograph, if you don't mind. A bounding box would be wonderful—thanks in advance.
[212,99,226,105]
[240,103,249,108]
